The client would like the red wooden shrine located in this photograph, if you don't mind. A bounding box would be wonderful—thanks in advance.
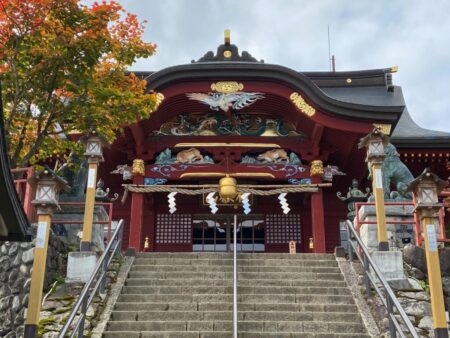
[98,36,450,255]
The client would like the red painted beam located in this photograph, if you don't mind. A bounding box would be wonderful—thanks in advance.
[128,174,144,254]
[311,189,326,253]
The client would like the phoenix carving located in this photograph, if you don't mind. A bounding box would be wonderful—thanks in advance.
[186,92,265,112]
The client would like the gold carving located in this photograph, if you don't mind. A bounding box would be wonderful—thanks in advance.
[175,148,203,164]
[290,92,316,117]
[390,65,398,73]
[132,159,145,176]
[174,142,280,148]
[224,29,231,44]
[373,123,392,135]
[150,91,164,110]
[211,81,244,93]
[310,160,324,177]
[223,50,232,58]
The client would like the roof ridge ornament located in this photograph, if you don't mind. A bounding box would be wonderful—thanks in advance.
[191,29,264,63]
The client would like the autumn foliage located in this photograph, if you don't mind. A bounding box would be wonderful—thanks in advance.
[0,0,157,167]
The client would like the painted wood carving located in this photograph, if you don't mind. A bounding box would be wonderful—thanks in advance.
[153,113,306,137]
[186,92,264,112]
[155,148,214,164]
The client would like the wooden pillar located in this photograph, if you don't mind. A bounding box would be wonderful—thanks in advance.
[311,189,326,253]
[127,174,144,256]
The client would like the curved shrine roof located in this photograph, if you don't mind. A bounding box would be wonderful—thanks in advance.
[133,38,449,148]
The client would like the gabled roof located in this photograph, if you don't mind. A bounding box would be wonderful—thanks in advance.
[132,38,448,149]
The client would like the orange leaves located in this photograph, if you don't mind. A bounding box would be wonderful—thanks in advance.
[1,0,157,166]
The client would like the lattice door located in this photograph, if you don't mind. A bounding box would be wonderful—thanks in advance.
[265,214,301,244]
[156,214,192,244]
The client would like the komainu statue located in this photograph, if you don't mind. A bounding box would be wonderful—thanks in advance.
[370,143,414,200]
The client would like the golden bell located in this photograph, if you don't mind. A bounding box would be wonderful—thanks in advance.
[219,175,237,201]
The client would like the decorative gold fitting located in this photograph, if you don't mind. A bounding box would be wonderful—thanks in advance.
[144,236,149,249]
[390,65,399,73]
[290,92,316,117]
[309,237,314,249]
[132,159,145,176]
[310,160,324,177]
[373,123,392,135]
[211,82,243,93]
[154,92,164,110]
[224,29,231,45]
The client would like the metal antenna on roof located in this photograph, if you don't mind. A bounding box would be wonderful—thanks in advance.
[327,25,331,71]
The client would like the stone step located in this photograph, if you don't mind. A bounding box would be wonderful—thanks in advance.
[132,258,339,267]
[117,293,355,304]
[110,310,363,323]
[103,332,370,338]
[121,285,351,296]
[113,302,360,313]
[125,278,347,288]
[135,253,335,260]
[106,320,366,333]
[130,264,341,273]
[127,271,344,281]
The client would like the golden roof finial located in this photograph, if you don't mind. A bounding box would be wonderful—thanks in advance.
[224,29,231,45]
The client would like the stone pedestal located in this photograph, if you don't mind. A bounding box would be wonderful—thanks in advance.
[371,251,405,281]
[66,252,97,283]
[358,204,415,253]
[52,205,108,252]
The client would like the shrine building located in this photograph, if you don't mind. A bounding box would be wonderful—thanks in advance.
[100,33,450,255]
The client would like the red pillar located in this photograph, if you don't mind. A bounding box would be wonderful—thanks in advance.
[311,189,326,253]
[127,174,144,256]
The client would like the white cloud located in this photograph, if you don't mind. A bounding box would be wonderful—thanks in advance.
[119,0,450,133]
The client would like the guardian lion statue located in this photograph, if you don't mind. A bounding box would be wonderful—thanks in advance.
[369,143,414,200]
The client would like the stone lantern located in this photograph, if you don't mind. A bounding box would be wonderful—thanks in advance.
[337,178,370,219]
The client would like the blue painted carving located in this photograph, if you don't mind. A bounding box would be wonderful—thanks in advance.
[248,164,306,177]
[153,112,306,138]
[150,164,189,177]
[155,148,174,164]
[144,178,168,185]
[288,178,312,185]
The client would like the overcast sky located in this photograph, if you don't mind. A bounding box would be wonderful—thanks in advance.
[116,0,450,133]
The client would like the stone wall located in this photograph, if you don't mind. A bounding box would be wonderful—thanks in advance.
[0,227,66,338]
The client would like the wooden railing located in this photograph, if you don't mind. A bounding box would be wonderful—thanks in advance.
[11,167,35,221]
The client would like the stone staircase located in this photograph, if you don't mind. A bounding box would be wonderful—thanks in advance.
[103,252,370,338]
